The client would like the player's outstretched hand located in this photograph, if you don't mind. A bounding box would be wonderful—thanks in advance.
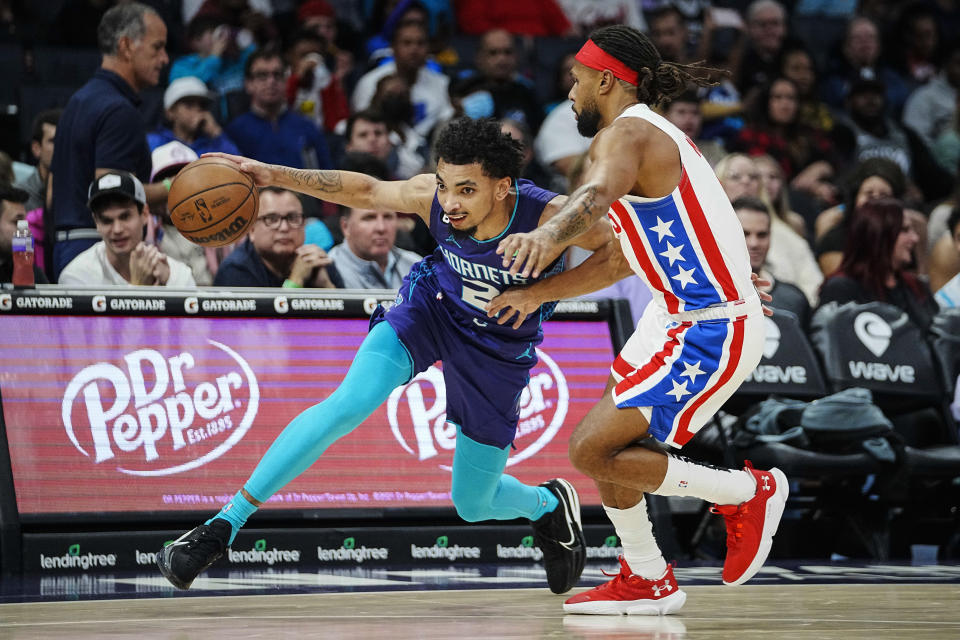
[486,286,541,330]
[201,152,274,188]
[751,272,774,317]
[497,228,563,279]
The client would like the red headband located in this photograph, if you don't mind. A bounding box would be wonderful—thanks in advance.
[574,39,638,86]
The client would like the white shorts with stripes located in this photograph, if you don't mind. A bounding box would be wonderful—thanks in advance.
[611,297,765,448]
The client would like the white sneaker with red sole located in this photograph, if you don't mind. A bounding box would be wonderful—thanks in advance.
[563,557,686,615]
[712,462,789,586]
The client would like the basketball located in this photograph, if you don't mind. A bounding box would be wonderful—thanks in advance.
[167,157,259,247]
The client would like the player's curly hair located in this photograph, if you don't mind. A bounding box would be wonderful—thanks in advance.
[588,25,718,107]
[434,117,523,179]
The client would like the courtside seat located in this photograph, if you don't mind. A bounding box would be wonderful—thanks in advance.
[930,308,960,442]
[894,309,960,478]
[725,309,827,413]
[901,444,960,476]
[739,441,884,476]
[810,301,943,415]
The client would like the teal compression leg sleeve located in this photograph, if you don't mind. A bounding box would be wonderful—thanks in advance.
[449,426,558,522]
[209,321,412,540]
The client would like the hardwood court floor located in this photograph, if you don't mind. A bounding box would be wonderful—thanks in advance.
[1,583,958,639]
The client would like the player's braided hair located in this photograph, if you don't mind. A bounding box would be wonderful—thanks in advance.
[588,25,718,106]
[434,117,523,179]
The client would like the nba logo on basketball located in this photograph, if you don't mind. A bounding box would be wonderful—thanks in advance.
[194,197,212,223]
[60,340,260,476]
[386,348,569,467]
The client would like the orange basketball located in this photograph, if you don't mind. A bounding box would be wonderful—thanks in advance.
[167,157,259,247]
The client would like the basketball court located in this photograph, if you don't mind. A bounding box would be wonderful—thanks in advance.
[2,561,958,638]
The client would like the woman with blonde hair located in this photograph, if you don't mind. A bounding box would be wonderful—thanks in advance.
[716,152,822,304]
[753,153,806,238]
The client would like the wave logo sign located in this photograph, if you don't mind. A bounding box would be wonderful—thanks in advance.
[762,316,781,359]
[61,340,259,476]
[386,348,568,468]
[854,312,892,357]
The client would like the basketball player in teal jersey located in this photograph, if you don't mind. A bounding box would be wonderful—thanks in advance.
[156,117,618,594]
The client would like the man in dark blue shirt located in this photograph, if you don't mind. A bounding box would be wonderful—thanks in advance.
[225,48,332,170]
[49,3,170,278]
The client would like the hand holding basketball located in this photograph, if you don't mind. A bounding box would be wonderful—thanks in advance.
[201,152,275,187]
[167,157,260,247]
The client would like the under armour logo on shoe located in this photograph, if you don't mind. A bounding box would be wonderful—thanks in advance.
[652,581,673,596]
[762,476,772,492]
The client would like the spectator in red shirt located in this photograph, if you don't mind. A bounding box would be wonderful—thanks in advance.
[455,0,571,36]
[284,28,350,133]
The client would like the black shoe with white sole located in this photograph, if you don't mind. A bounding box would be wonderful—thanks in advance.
[531,478,586,594]
[156,518,232,590]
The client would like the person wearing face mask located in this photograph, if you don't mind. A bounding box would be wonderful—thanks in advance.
[818,198,936,330]
[456,29,543,133]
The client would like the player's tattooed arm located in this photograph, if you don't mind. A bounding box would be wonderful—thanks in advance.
[539,183,601,244]
[279,167,434,221]
[201,152,434,217]
[497,126,639,278]
[487,239,632,328]
[280,168,343,194]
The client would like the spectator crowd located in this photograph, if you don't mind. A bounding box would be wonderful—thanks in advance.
[0,0,957,327]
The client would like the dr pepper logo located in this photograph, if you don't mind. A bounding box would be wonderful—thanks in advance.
[387,348,568,468]
[61,340,259,476]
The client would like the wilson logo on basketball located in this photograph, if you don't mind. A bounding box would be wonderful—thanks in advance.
[386,348,568,468]
[168,157,258,247]
[60,341,259,476]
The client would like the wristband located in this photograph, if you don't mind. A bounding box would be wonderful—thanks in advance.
[282,279,302,288]
[162,178,173,192]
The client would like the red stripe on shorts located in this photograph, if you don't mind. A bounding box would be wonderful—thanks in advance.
[614,322,691,398]
[672,318,745,446]
[612,354,634,378]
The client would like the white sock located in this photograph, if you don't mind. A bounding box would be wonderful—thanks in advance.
[652,455,757,505]
[604,498,667,580]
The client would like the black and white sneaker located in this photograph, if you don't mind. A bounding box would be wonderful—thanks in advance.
[156,518,232,590]
[531,478,586,594]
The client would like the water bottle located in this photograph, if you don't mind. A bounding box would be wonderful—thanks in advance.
[12,219,34,288]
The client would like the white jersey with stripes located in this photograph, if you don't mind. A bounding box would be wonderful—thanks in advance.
[605,103,754,315]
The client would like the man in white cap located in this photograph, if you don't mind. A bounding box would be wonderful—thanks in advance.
[149,140,220,285]
[58,171,195,287]
[148,76,240,156]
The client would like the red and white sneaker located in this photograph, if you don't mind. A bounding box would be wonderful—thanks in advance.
[712,462,788,586]
[563,557,686,615]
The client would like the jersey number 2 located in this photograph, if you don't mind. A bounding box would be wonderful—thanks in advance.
[461,277,499,312]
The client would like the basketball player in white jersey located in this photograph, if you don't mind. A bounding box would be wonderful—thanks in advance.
[489,25,788,615]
